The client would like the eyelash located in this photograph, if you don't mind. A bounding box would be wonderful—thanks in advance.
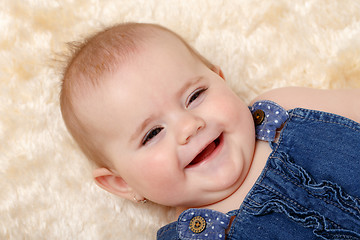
[186,87,208,108]
[141,87,208,146]
[142,126,164,145]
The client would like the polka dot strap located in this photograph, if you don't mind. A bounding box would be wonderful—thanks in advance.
[249,100,289,142]
[177,208,230,240]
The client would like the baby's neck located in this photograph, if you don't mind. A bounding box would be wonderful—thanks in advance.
[175,140,271,217]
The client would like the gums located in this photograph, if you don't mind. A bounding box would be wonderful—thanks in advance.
[188,134,222,167]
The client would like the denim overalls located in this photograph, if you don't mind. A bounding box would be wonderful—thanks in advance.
[157,101,360,240]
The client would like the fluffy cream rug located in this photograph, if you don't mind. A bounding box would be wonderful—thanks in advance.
[1,0,360,239]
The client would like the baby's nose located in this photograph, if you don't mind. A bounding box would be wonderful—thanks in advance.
[177,114,205,145]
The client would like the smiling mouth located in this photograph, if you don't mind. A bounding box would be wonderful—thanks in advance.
[186,133,223,168]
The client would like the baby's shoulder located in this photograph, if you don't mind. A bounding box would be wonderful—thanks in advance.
[251,87,360,123]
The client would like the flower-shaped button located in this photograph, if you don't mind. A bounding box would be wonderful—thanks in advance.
[189,216,206,233]
[177,208,230,240]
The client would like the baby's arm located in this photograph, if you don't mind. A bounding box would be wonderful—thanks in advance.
[251,87,360,123]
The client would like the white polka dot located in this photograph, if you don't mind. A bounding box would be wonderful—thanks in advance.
[212,226,215,229]
[205,214,208,217]
[267,114,270,117]
[205,233,208,237]
[262,137,265,140]
[267,106,271,109]
[190,212,194,215]
[267,130,270,133]
[274,120,279,123]
[220,221,224,224]
[208,219,211,222]
[276,111,279,114]
[182,218,186,221]
[216,217,220,221]
[219,234,223,238]
[258,103,262,105]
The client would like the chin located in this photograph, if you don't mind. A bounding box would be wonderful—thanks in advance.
[207,161,246,194]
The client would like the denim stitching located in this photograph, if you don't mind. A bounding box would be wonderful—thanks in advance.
[268,159,360,219]
[268,110,360,217]
[157,224,178,240]
[251,183,360,239]
[291,110,360,133]
[246,197,262,207]
[258,183,307,210]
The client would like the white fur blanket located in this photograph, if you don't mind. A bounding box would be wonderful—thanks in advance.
[1,0,360,239]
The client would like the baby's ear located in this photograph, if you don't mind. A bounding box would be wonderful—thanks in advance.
[211,65,225,80]
[93,168,134,200]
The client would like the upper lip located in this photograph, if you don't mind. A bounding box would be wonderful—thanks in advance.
[184,132,222,168]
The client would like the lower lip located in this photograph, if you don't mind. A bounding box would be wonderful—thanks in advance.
[186,133,224,169]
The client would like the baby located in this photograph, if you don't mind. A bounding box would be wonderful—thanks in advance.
[60,23,360,239]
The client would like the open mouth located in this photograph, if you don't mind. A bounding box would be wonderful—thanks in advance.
[186,133,223,168]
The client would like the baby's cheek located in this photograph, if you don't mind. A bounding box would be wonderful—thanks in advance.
[143,171,185,205]
[212,94,247,121]
[137,152,178,187]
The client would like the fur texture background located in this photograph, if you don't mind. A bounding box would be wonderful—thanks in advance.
[1,0,360,239]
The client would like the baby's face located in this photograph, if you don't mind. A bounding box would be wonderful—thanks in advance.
[79,32,256,208]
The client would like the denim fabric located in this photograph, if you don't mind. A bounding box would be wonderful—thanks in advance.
[177,209,231,240]
[157,102,360,240]
[249,100,289,141]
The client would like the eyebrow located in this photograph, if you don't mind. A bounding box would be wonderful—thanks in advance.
[176,76,203,98]
[130,76,204,143]
[130,116,154,143]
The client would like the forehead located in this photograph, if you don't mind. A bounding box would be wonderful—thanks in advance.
[108,30,203,95]
[75,30,203,136]
[107,30,201,95]
[132,30,199,76]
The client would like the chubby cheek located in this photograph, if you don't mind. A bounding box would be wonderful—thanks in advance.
[131,149,185,204]
[208,87,256,156]
[210,89,251,127]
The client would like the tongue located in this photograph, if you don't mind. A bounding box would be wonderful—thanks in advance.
[190,141,216,165]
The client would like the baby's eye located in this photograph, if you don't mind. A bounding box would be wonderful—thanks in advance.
[186,88,208,108]
[142,127,164,145]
